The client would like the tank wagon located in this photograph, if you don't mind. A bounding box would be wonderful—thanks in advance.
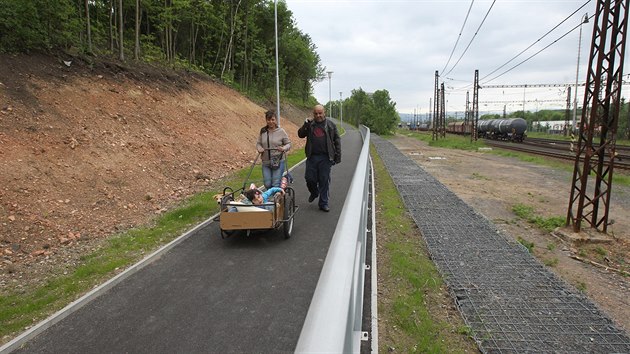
[478,118,527,142]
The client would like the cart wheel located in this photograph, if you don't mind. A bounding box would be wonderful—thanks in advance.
[221,229,234,239]
[283,187,295,239]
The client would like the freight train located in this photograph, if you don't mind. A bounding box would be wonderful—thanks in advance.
[446,118,527,142]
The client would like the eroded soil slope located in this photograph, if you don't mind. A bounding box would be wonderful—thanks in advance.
[0,54,306,287]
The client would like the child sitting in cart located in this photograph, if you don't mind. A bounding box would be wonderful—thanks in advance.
[244,187,285,211]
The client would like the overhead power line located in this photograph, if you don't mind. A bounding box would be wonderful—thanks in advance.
[480,99,565,104]
[440,0,476,74]
[479,0,592,83]
[442,0,497,77]
[481,83,585,88]
[451,0,593,92]
[481,12,596,85]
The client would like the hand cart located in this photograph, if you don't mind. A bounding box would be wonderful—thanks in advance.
[216,151,298,239]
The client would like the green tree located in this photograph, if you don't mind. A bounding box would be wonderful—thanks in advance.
[0,0,324,105]
[344,88,399,135]
[344,88,371,127]
[368,89,399,135]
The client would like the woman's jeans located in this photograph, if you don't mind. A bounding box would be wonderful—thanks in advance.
[262,160,285,188]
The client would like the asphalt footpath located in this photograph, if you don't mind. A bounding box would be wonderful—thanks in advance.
[11,125,363,354]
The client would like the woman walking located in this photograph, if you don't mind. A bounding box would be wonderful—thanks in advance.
[256,110,291,188]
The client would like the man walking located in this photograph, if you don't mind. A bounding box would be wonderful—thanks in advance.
[297,105,341,212]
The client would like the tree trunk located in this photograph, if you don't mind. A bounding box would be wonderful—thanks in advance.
[172,22,181,61]
[85,0,92,53]
[241,0,249,91]
[77,0,84,47]
[164,0,172,63]
[190,21,198,65]
[221,0,242,79]
[118,0,124,61]
[212,12,226,72]
[109,0,114,52]
[134,0,140,60]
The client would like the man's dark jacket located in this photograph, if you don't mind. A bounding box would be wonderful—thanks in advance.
[297,118,341,164]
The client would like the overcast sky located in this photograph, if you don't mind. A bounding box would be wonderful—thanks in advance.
[285,0,626,117]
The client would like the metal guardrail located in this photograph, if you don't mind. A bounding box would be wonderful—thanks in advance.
[295,125,371,353]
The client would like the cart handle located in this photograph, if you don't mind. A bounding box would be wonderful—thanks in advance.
[242,153,261,192]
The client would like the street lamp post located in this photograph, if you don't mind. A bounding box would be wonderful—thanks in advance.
[339,91,343,128]
[326,71,333,118]
[572,13,589,134]
[274,0,281,126]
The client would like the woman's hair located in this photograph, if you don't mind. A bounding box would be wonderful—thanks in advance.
[265,110,276,119]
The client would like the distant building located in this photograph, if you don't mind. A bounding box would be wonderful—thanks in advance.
[533,120,568,134]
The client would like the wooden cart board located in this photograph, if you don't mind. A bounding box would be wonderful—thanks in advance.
[219,202,283,230]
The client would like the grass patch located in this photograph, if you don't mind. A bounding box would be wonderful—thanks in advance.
[0,149,306,341]
[576,281,587,292]
[517,237,535,253]
[512,203,564,232]
[401,130,487,151]
[544,258,559,267]
[526,131,630,146]
[372,144,476,353]
[472,172,490,180]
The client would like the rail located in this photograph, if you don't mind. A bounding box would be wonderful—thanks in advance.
[295,125,371,353]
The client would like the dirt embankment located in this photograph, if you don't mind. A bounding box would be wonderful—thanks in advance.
[0,53,307,287]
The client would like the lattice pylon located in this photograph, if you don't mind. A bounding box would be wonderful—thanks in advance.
[567,0,628,233]
[471,70,479,142]
[565,86,572,137]
[440,82,446,137]
[433,71,439,140]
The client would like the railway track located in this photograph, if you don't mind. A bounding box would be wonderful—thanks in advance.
[483,138,630,171]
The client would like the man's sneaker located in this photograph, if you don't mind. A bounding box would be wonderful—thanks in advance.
[319,205,330,212]
[308,193,318,203]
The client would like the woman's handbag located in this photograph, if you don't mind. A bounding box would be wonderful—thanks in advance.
[270,154,282,169]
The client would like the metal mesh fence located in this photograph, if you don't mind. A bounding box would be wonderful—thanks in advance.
[372,136,630,353]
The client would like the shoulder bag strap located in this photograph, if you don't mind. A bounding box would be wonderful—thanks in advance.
[266,130,272,162]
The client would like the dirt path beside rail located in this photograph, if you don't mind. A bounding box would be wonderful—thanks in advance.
[388,133,630,334]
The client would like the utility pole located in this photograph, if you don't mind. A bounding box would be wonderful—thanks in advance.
[465,91,470,130]
[565,86,572,136]
[326,71,333,118]
[471,70,479,142]
[433,71,439,140]
[440,83,446,137]
[573,13,590,134]
[567,0,627,233]
[339,91,343,128]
